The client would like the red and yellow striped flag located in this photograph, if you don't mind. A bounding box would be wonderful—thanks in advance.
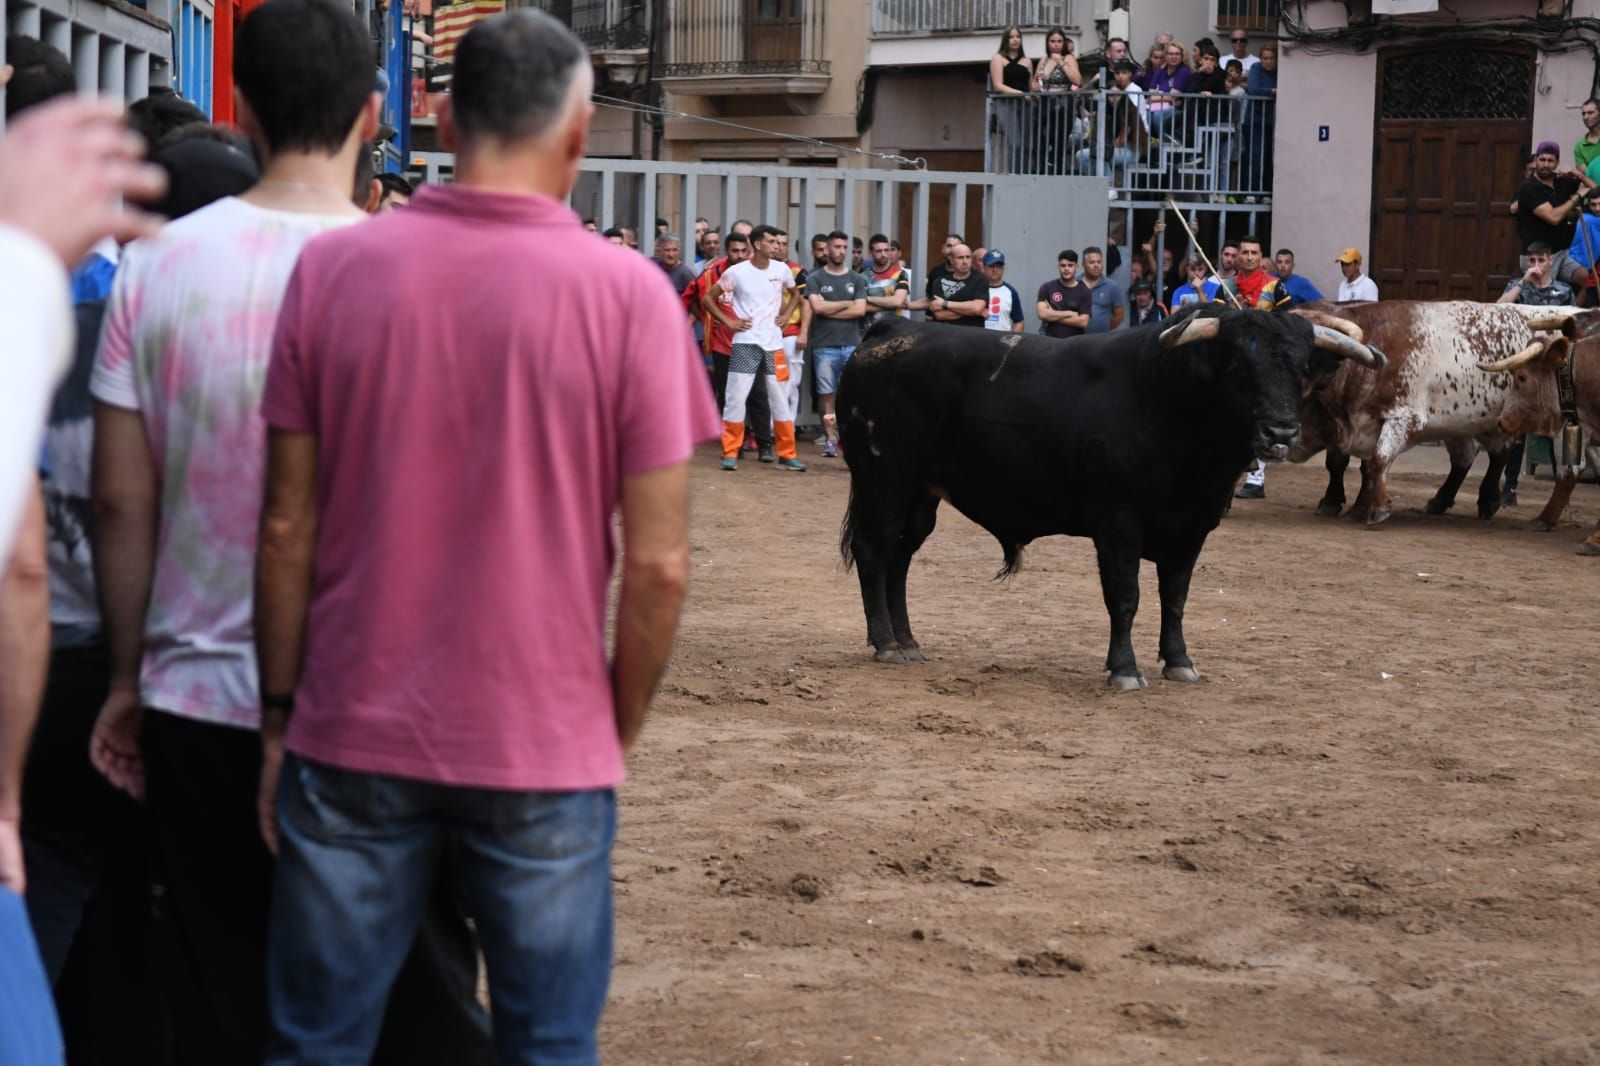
[433,0,503,63]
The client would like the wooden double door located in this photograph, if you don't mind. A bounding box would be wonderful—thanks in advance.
[1371,47,1533,301]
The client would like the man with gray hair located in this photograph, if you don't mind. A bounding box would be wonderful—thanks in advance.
[254,10,718,1063]
[654,230,695,292]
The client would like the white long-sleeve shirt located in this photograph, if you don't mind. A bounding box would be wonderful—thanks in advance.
[1338,273,1379,302]
[0,225,72,559]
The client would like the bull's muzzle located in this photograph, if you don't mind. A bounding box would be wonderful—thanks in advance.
[1254,421,1300,462]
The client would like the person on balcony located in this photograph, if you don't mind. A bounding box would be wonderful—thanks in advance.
[1034,27,1079,175]
[1242,44,1278,200]
[1182,42,1229,199]
[1076,60,1148,176]
[1034,28,1080,90]
[990,25,1034,173]
[1140,41,1190,140]
[1084,36,1129,90]
[1227,31,1259,75]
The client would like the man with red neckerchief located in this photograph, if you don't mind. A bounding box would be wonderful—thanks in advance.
[1214,233,1288,311]
[1215,234,1287,500]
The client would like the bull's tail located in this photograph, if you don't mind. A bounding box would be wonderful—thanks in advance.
[839,480,860,571]
[838,401,874,572]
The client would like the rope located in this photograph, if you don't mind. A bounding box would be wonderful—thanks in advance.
[591,93,928,171]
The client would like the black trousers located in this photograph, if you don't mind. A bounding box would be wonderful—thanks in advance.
[23,643,160,1065]
[710,350,773,446]
[141,710,494,1066]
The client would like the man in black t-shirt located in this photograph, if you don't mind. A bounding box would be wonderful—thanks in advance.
[909,233,965,313]
[1514,140,1595,283]
[926,243,987,327]
[1036,249,1093,339]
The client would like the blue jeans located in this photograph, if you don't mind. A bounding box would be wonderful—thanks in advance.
[0,888,64,1066]
[813,344,856,395]
[266,756,616,1066]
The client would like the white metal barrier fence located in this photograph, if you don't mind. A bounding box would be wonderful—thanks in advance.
[568,157,1107,425]
[570,157,1107,316]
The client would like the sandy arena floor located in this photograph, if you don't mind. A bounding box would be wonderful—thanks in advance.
[599,444,1600,1065]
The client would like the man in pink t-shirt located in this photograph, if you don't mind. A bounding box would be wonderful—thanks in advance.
[254,12,718,1063]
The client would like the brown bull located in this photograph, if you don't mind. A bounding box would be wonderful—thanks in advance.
[1478,323,1600,555]
[1289,301,1576,525]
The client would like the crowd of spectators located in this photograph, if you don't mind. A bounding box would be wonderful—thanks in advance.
[1496,110,1600,504]
[986,27,1278,201]
[643,213,1360,472]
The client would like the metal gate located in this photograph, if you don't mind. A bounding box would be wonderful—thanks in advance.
[570,157,1107,334]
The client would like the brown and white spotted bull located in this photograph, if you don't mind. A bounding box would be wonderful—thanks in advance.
[1289,301,1577,525]
[1477,319,1600,555]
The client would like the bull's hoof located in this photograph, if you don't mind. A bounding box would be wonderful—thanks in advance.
[873,647,908,664]
[1163,665,1201,683]
[899,646,926,663]
[1529,518,1557,533]
[1314,499,1344,518]
[1365,507,1392,527]
[1477,497,1501,520]
[1576,540,1600,557]
[1107,671,1148,692]
[1423,496,1452,516]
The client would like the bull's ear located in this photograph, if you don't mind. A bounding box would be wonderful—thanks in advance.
[1545,337,1573,368]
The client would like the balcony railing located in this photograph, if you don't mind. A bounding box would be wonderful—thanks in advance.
[985,90,1277,202]
[659,0,827,78]
[872,0,1075,37]
[514,0,651,50]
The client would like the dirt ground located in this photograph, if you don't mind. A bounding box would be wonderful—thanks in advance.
[599,444,1600,1066]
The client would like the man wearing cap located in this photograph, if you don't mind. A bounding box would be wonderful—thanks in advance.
[980,250,1025,334]
[1078,61,1149,173]
[1335,248,1379,302]
[1128,278,1165,326]
[1514,141,1594,284]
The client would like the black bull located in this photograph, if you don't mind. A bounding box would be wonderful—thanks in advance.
[836,307,1383,690]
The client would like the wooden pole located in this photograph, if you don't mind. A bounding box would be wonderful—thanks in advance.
[1166,198,1244,310]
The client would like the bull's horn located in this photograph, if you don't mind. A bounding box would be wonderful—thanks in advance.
[1312,324,1385,369]
[1159,316,1221,348]
[1477,340,1546,373]
[1293,309,1365,344]
[1525,310,1578,335]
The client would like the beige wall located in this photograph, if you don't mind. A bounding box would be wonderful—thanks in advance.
[868,73,987,159]
[1274,0,1600,297]
[1273,45,1376,297]
[586,106,638,158]
[1126,0,1212,62]
[660,1,868,163]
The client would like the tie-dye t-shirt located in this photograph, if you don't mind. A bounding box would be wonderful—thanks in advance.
[90,197,356,730]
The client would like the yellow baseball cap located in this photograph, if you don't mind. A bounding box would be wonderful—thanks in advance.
[1335,248,1363,264]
